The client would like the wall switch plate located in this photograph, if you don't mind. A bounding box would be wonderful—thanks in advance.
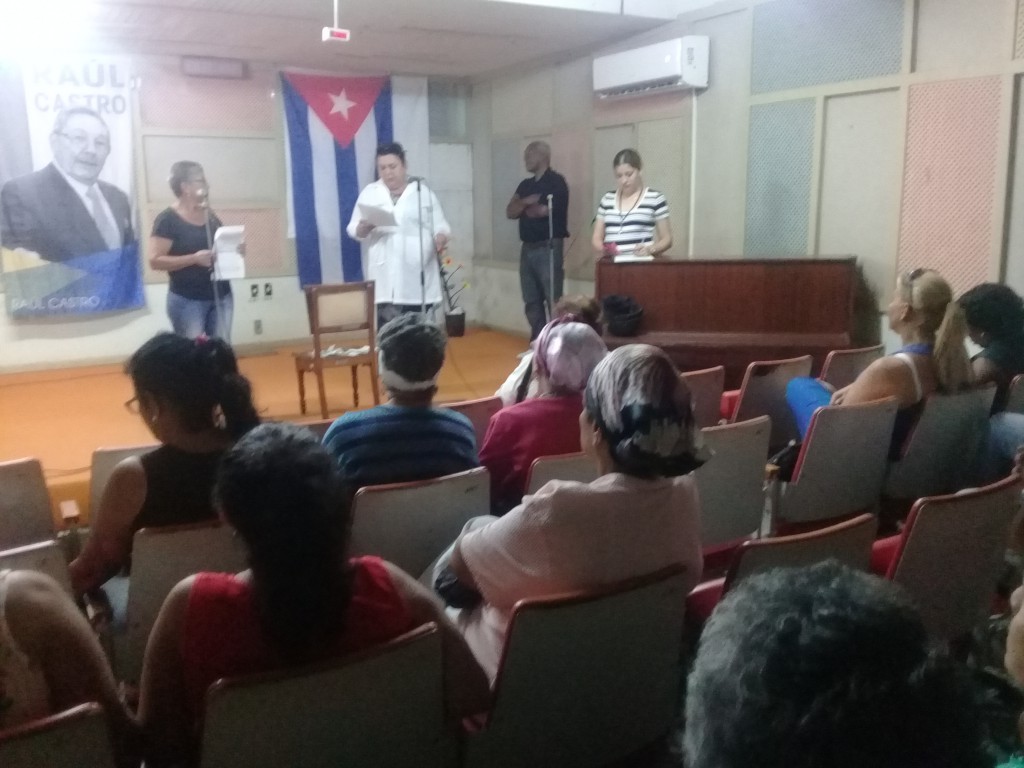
[263,283,273,298]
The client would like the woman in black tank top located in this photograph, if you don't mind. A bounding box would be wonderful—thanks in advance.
[69,333,259,596]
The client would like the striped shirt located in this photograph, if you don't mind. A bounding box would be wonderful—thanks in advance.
[596,188,669,255]
[322,404,479,489]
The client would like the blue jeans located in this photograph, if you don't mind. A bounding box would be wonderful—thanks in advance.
[976,412,1024,483]
[167,290,233,341]
[786,377,832,439]
[520,239,564,340]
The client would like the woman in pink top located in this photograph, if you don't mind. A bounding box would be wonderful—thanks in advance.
[479,316,608,514]
[451,344,706,680]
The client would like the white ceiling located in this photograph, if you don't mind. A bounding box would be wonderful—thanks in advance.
[84,0,674,78]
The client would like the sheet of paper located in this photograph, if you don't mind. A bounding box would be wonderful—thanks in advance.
[357,203,397,228]
[613,254,654,263]
[213,225,245,280]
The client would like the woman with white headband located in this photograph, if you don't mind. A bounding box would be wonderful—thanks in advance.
[321,313,479,490]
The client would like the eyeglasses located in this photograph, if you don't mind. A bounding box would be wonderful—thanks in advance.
[56,132,111,152]
[124,397,140,415]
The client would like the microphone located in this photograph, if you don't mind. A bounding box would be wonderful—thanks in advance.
[407,175,426,183]
[196,187,209,209]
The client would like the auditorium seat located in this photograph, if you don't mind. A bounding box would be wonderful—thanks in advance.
[524,452,597,495]
[693,416,770,573]
[121,522,246,683]
[87,443,157,519]
[881,476,1021,642]
[883,385,996,501]
[348,467,489,578]
[463,566,688,768]
[731,355,813,450]
[200,624,456,768]
[775,398,897,529]
[0,540,72,595]
[0,457,55,550]
[818,344,884,390]
[440,395,502,450]
[1007,374,1024,414]
[0,703,116,768]
[680,366,725,428]
[686,513,876,626]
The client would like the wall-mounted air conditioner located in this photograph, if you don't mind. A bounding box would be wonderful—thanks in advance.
[593,37,709,99]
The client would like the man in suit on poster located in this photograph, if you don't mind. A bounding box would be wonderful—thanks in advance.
[1,106,134,262]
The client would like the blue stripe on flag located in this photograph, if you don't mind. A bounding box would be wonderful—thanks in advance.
[281,74,322,286]
[374,80,394,148]
[335,140,363,282]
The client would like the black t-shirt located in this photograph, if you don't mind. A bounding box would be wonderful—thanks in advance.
[151,207,231,301]
[514,169,569,243]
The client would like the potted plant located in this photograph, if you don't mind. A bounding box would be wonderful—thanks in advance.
[438,252,468,337]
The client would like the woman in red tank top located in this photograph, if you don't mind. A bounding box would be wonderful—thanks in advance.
[137,423,489,767]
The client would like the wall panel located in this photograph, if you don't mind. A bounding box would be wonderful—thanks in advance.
[751,0,903,94]
[897,77,1002,294]
[1004,76,1024,296]
[744,99,815,256]
[915,0,1007,73]
[818,90,901,304]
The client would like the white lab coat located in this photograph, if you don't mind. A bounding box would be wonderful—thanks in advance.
[345,179,451,306]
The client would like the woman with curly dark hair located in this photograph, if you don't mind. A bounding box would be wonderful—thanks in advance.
[959,282,1024,412]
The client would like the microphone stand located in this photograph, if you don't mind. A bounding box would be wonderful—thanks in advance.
[416,177,427,315]
[200,193,226,341]
[546,193,555,322]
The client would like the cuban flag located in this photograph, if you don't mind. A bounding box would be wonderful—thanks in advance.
[281,72,429,286]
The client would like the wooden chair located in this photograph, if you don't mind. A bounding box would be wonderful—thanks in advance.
[0,457,54,550]
[293,281,380,419]
[883,385,996,501]
[441,395,502,449]
[200,624,456,768]
[693,416,771,550]
[680,365,725,428]
[349,467,489,578]
[686,513,877,625]
[120,522,246,683]
[0,540,72,594]
[731,355,813,450]
[463,566,690,768]
[819,344,884,390]
[1007,374,1024,414]
[524,452,598,495]
[776,398,898,526]
[0,703,116,768]
[885,476,1021,642]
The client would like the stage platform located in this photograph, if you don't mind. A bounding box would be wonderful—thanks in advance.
[0,327,526,526]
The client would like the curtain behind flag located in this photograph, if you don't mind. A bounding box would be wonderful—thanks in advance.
[0,56,143,317]
[281,72,429,286]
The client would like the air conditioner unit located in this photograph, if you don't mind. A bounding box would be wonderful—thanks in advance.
[593,37,709,99]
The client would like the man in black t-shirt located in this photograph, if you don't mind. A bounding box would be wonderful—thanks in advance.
[506,141,569,340]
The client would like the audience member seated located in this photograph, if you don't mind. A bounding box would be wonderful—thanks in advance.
[494,294,603,407]
[786,268,972,458]
[0,569,132,752]
[137,423,489,767]
[69,333,260,597]
[685,561,987,768]
[480,316,608,514]
[959,282,1024,413]
[322,313,478,489]
[449,344,705,680]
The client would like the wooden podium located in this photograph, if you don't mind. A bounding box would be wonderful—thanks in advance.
[595,257,870,388]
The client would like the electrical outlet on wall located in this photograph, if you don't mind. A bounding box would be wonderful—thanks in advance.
[263,283,273,298]
[254,319,263,335]
[250,283,259,300]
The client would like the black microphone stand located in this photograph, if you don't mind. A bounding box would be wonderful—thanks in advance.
[200,192,226,341]
[546,193,555,322]
[416,177,427,315]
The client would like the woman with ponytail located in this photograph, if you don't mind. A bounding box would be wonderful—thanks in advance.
[448,344,705,681]
[786,268,972,458]
[138,424,488,766]
[69,332,261,596]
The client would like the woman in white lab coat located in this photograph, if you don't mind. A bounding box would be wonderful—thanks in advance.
[346,142,451,327]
